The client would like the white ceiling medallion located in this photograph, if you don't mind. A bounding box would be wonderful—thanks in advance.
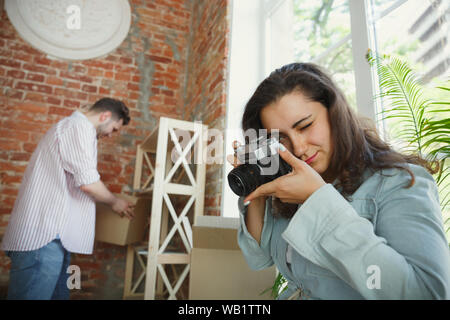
[5,0,131,60]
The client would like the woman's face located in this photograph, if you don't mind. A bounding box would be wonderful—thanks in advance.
[260,91,333,177]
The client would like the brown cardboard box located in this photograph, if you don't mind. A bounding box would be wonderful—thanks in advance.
[189,216,276,300]
[95,194,152,246]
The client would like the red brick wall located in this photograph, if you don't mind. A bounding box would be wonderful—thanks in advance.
[0,0,229,299]
[184,0,229,216]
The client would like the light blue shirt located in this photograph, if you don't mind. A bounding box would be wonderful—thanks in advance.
[237,164,450,299]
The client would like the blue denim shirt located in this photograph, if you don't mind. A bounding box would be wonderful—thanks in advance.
[237,164,450,299]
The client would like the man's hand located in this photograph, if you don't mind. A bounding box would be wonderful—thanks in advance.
[112,198,135,220]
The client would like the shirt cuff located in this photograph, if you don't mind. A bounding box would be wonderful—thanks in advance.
[237,197,274,269]
[281,183,354,267]
[74,169,101,187]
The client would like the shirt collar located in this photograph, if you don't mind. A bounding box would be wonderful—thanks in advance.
[72,110,96,131]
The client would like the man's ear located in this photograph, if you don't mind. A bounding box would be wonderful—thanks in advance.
[99,111,112,123]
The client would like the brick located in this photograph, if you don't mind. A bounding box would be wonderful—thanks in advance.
[87,68,104,77]
[34,56,52,66]
[10,152,31,162]
[119,57,133,64]
[13,51,34,63]
[108,184,122,193]
[81,60,114,70]
[114,64,135,73]
[129,92,140,100]
[161,89,174,97]
[23,143,37,153]
[149,55,172,64]
[63,99,80,108]
[0,140,21,151]
[166,81,180,90]
[5,89,24,100]
[6,70,25,79]
[163,97,178,105]
[114,72,131,81]
[46,96,62,106]
[127,83,140,91]
[3,196,16,207]
[54,88,88,101]
[26,73,45,82]
[66,81,81,90]
[49,60,69,70]
[0,58,21,68]
[49,106,75,117]
[0,129,28,142]
[1,187,19,197]
[22,63,57,75]
[104,71,114,79]
[15,82,52,94]
[73,65,87,73]
[99,87,111,95]
[82,84,97,93]
[59,71,93,83]
[46,76,64,86]
[15,102,48,114]
[0,161,27,173]
[24,93,59,106]
[2,119,50,134]
[24,92,45,103]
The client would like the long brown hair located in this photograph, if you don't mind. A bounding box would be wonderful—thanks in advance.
[242,62,437,218]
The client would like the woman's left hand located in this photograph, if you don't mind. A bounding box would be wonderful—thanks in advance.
[244,145,326,204]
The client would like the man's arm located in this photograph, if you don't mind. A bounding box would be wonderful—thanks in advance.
[81,181,134,218]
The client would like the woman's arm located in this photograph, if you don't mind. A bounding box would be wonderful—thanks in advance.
[282,165,450,299]
[244,196,267,244]
[237,196,275,270]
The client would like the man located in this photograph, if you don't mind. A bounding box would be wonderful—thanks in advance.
[1,98,135,300]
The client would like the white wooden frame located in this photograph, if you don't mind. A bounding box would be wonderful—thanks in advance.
[144,117,208,300]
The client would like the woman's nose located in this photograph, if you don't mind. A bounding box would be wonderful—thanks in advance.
[291,136,307,158]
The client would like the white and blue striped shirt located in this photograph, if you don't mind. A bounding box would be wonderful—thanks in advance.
[1,111,100,254]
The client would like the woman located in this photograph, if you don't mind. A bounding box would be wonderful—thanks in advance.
[228,62,450,299]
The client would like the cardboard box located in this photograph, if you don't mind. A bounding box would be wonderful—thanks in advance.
[189,216,276,300]
[95,194,152,246]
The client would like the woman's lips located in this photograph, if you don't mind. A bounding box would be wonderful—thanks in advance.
[305,152,318,165]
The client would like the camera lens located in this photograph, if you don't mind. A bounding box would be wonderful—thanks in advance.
[227,164,263,197]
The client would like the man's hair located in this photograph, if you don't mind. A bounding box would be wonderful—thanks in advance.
[89,98,130,125]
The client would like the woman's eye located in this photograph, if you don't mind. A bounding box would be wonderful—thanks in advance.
[300,122,312,130]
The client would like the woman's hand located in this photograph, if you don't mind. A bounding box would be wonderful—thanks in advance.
[244,145,326,204]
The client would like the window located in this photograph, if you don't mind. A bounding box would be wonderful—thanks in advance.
[293,0,357,109]
[223,0,449,217]
[223,0,294,217]
[367,0,450,141]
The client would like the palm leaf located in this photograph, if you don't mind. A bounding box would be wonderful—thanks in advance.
[368,51,430,156]
[368,50,450,246]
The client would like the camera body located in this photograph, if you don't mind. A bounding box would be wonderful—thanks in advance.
[227,136,292,197]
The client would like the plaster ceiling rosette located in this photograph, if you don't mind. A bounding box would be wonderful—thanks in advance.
[5,0,131,60]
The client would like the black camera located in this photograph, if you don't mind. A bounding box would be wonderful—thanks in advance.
[227,137,292,197]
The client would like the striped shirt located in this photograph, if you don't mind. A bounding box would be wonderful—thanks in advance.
[1,111,100,254]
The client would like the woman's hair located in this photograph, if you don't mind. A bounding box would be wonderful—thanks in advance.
[242,62,437,218]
